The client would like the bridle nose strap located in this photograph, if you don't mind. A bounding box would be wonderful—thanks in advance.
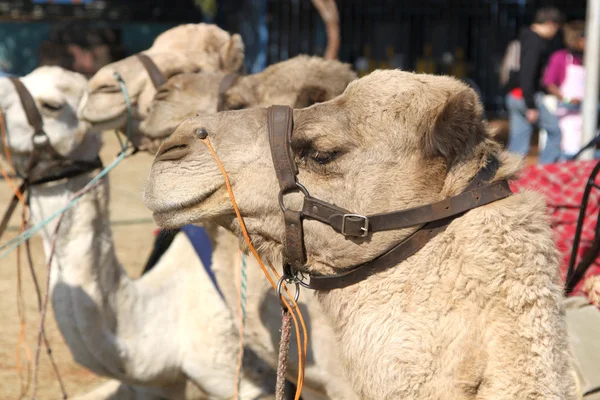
[268,105,306,269]
[136,54,167,89]
[9,77,44,135]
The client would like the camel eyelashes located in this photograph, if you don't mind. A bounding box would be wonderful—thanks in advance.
[298,148,340,166]
[94,85,120,94]
[41,101,63,112]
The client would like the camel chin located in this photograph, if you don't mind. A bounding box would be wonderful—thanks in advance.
[79,93,129,127]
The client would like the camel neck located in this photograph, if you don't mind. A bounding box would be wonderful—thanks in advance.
[28,173,122,292]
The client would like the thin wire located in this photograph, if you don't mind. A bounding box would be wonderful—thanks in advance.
[25,227,68,399]
[0,72,133,261]
[31,178,103,399]
[16,210,32,399]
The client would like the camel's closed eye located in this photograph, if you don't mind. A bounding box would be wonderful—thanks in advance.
[93,85,120,94]
[40,101,64,112]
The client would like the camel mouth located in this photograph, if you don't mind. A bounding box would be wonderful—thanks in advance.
[138,117,175,140]
[81,111,130,131]
[149,187,220,228]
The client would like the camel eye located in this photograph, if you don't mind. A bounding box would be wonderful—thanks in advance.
[155,87,170,100]
[310,150,339,165]
[298,147,340,166]
[41,101,63,112]
[94,85,119,94]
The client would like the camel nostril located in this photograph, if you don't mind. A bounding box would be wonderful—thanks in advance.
[195,128,208,139]
[156,143,189,162]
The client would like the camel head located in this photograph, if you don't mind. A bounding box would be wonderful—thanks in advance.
[144,70,515,276]
[140,55,356,140]
[0,66,100,175]
[78,23,244,133]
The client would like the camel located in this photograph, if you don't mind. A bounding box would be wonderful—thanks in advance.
[135,55,359,398]
[144,70,578,399]
[0,66,276,400]
[2,65,358,399]
[139,55,356,140]
[78,23,244,140]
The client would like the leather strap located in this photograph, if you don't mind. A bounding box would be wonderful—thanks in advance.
[27,157,103,185]
[0,182,26,243]
[265,103,513,289]
[302,180,512,237]
[306,158,511,290]
[268,105,297,192]
[137,54,167,89]
[268,105,306,268]
[216,73,240,112]
[307,219,450,290]
[9,78,43,135]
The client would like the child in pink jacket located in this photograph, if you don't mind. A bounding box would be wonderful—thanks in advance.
[543,21,586,158]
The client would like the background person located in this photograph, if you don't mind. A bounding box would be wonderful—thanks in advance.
[505,6,565,164]
[544,21,586,159]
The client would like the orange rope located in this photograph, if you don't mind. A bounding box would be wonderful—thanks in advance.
[234,249,244,399]
[200,137,307,399]
[1,109,32,397]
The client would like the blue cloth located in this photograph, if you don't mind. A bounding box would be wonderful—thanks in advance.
[180,225,224,300]
[506,92,562,164]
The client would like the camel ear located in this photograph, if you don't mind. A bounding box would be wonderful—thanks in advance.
[294,85,329,109]
[220,34,245,73]
[422,87,485,162]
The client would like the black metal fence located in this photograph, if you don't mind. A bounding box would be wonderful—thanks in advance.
[266,0,588,113]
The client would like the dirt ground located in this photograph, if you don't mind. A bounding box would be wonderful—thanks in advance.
[0,134,158,399]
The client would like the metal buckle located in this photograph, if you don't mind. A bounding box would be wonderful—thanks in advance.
[341,214,369,237]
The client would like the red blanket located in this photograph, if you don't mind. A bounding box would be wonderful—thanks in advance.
[510,160,600,295]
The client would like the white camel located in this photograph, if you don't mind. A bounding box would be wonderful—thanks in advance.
[0,66,275,400]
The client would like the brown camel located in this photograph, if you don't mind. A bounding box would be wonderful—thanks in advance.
[143,70,577,399]
[139,55,356,140]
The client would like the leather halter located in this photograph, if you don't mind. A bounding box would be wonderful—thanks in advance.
[267,105,513,290]
[0,77,102,242]
[136,54,167,89]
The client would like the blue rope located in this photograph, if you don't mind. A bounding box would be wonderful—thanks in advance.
[241,253,248,325]
[0,72,133,261]
[237,252,248,400]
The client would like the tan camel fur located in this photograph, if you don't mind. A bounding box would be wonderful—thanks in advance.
[137,55,358,399]
[144,70,578,400]
[140,55,356,140]
[78,23,244,136]
[0,66,274,400]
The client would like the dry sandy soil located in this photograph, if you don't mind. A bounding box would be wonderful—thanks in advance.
[0,133,157,399]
